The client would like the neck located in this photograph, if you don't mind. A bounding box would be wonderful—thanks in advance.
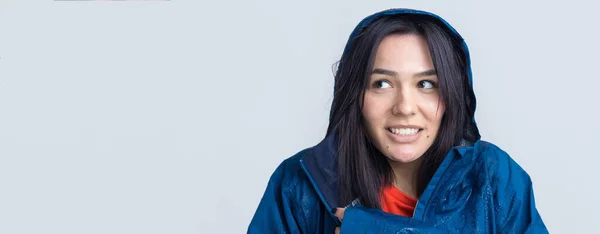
[387,158,422,198]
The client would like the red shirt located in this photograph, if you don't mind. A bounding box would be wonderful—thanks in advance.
[380,185,418,217]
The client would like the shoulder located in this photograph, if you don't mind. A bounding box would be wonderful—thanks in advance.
[249,148,329,233]
[472,141,531,178]
[468,141,533,195]
[269,148,311,188]
[266,147,323,208]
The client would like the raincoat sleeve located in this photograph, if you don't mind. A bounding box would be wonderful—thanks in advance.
[339,144,549,234]
[339,207,445,233]
[490,145,549,233]
[247,155,328,234]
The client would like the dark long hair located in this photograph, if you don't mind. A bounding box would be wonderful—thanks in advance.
[326,14,480,209]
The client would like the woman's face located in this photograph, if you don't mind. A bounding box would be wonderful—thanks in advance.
[362,34,445,165]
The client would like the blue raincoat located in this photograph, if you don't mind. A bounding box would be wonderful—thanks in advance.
[248,8,548,234]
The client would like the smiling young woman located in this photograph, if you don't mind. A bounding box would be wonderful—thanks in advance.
[248,8,548,234]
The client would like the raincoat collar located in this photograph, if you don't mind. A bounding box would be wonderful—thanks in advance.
[299,133,473,220]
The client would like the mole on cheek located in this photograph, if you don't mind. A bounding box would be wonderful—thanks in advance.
[386,145,389,149]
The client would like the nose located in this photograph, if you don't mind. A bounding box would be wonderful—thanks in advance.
[392,88,417,116]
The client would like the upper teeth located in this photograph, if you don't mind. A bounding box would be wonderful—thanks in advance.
[389,128,419,135]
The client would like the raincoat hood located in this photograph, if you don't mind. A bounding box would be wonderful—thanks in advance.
[343,8,475,88]
[305,7,478,219]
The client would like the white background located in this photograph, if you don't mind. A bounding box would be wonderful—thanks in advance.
[1,0,598,233]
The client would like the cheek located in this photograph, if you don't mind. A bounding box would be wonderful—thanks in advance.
[362,94,389,123]
[422,96,445,124]
[361,94,390,135]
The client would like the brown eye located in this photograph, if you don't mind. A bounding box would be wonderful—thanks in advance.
[373,80,392,89]
[418,80,436,89]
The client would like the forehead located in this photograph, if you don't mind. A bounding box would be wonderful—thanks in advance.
[373,34,434,72]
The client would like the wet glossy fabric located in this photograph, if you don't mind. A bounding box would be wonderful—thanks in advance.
[248,136,547,233]
[247,8,548,234]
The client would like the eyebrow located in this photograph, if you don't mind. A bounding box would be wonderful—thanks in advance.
[371,68,437,78]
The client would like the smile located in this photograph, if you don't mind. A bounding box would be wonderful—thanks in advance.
[385,127,423,143]
[387,127,421,136]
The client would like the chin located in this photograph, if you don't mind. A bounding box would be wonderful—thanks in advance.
[382,146,425,164]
